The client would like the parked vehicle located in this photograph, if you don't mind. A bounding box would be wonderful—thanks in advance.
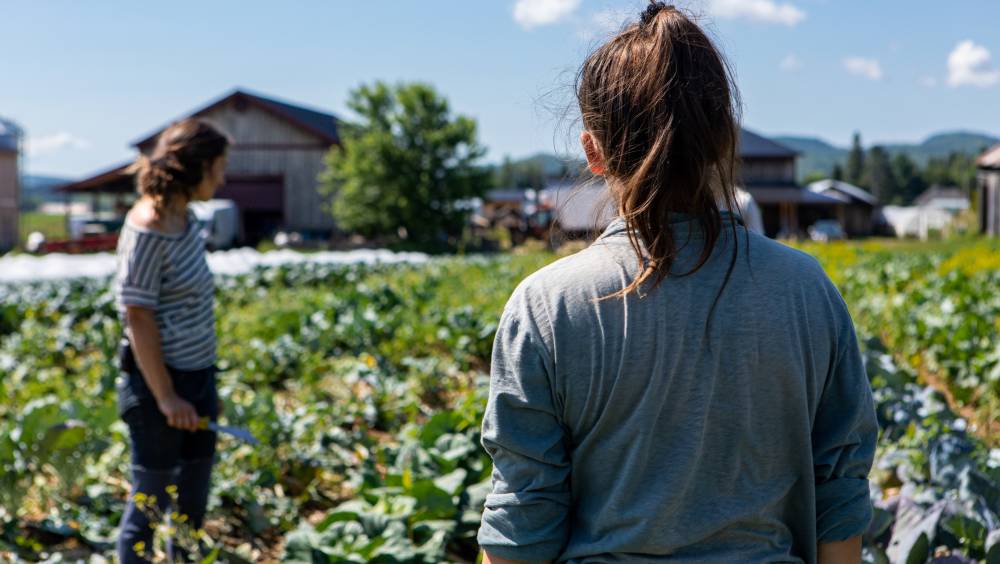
[808,219,846,242]
[190,199,241,250]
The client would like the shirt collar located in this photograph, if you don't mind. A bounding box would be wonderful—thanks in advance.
[598,211,741,241]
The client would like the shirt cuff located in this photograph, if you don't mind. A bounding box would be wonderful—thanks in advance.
[478,491,571,562]
[119,287,159,309]
[816,477,873,542]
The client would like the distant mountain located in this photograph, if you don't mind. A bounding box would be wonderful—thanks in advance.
[20,174,70,210]
[773,136,847,181]
[775,131,998,181]
[883,132,998,166]
[511,152,586,179]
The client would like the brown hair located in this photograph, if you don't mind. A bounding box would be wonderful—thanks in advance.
[131,118,230,212]
[577,2,742,298]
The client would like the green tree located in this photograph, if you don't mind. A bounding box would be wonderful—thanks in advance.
[891,153,926,204]
[846,132,865,186]
[831,163,844,181]
[321,82,490,247]
[495,156,516,188]
[803,171,828,185]
[517,162,545,190]
[863,146,896,204]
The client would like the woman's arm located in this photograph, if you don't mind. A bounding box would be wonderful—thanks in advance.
[126,306,199,431]
[818,536,861,564]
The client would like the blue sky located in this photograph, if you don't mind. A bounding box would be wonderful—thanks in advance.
[2,0,999,178]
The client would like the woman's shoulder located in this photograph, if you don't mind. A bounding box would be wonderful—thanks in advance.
[123,201,188,239]
[506,244,625,313]
[126,202,159,230]
[747,231,827,279]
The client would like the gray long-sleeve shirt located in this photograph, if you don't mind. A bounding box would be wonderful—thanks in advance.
[478,214,878,563]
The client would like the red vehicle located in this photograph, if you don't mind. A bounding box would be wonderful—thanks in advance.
[40,232,120,254]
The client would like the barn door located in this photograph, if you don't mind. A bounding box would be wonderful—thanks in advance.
[215,175,285,245]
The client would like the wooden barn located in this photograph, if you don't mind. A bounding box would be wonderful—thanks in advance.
[738,129,840,238]
[59,89,340,243]
[0,119,21,251]
[978,144,1000,236]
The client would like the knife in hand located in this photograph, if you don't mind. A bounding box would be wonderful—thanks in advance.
[198,417,260,445]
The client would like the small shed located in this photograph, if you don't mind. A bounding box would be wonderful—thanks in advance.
[59,89,340,244]
[977,144,1000,236]
[807,179,879,237]
[913,185,970,213]
[0,119,21,251]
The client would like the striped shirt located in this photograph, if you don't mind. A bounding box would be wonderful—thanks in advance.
[115,209,217,371]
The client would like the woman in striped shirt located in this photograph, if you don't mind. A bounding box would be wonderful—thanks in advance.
[115,119,229,563]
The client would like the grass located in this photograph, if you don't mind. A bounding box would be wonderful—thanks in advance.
[18,211,67,241]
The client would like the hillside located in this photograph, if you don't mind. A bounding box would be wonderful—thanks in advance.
[509,152,586,179]
[20,175,70,210]
[772,136,847,181]
[775,131,998,181]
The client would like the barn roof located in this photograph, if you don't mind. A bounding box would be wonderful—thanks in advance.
[0,118,22,153]
[739,128,798,159]
[807,179,879,206]
[744,186,841,205]
[57,162,133,193]
[133,88,341,148]
[978,143,1000,170]
[914,185,969,207]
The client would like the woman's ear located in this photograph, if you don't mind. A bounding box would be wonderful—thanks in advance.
[581,131,606,176]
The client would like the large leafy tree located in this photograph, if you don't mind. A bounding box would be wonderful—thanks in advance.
[321,82,490,247]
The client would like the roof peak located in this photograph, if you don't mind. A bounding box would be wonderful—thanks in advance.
[132,88,340,148]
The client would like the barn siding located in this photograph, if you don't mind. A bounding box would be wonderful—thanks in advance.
[140,100,336,232]
[0,153,18,250]
[200,102,321,145]
[981,170,1000,236]
[741,159,796,185]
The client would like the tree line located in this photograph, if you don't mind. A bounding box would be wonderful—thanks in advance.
[807,132,983,206]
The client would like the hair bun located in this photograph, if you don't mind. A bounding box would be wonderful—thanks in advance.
[640,1,672,25]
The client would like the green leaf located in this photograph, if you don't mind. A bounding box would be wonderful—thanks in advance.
[433,468,467,497]
[40,420,87,454]
[419,412,459,447]
[408,480,456,521]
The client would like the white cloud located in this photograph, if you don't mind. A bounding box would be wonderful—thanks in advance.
[779,54,802,72]
[919,75,938,88]
[513,0,581,29]
[26,132,91,156]
[843,57,883,81]
[576,8,631,40]
[947,40,1000,88]
[708,0,806,26]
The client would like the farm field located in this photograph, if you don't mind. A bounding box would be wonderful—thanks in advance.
[1,240,998,563]
[18,212,67,243]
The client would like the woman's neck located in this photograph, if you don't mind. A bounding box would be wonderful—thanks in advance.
[139,195,188,220]
[163,196,189,218]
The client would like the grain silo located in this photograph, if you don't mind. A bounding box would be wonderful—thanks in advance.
[0,118,22,251]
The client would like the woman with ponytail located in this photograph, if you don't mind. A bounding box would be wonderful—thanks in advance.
[478,4,876,563]
[114,118,229,562]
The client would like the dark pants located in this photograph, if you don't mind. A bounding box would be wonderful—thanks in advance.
[117,341,219,563]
